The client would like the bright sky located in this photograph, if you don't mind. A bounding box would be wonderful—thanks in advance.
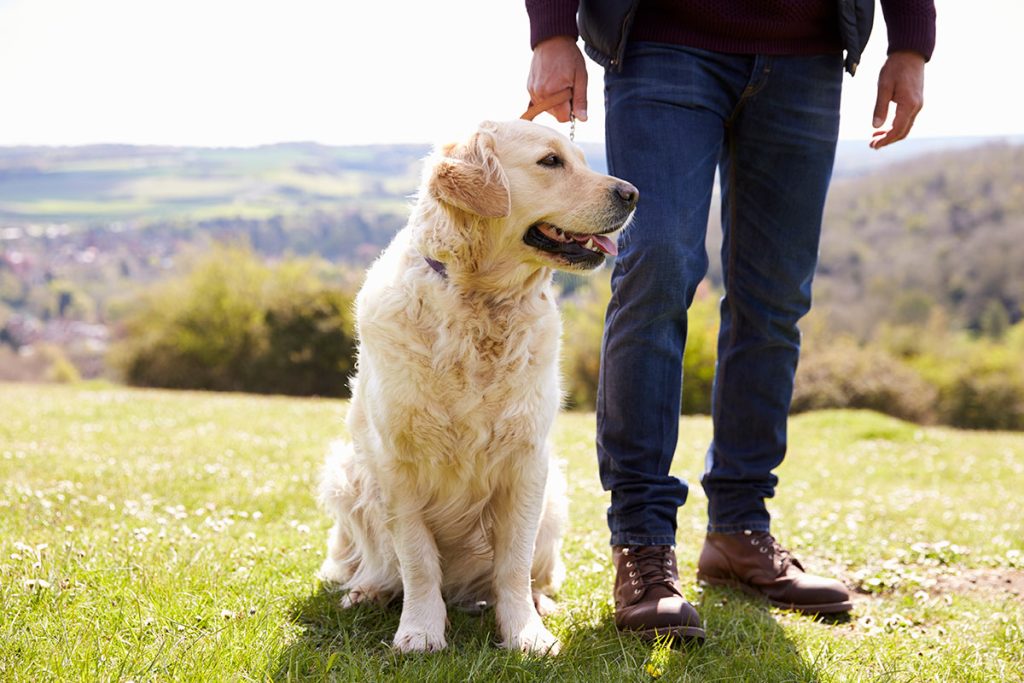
[0,0,1017,147]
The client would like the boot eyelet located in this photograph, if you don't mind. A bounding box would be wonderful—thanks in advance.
[759,547,768,553]
[626,561,633,568]
[666,559,673,566]
[634,588,641,594]
[631,579,639,585]
[629,571,636,578]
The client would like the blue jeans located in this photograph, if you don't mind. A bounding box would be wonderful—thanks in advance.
[597,43,843,546]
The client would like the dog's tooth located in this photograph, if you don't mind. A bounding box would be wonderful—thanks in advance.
[585,238,595,250]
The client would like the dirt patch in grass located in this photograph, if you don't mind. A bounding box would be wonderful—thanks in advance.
[930,568,1024,603]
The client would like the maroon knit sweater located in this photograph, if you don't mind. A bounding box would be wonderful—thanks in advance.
[527,0,936,61]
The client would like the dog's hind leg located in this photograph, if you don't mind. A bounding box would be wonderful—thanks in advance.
[318,441,403,605]
[318,442,360,586]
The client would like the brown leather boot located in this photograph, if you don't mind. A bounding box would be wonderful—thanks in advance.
[696,531,852,614]
[612,545,706,642]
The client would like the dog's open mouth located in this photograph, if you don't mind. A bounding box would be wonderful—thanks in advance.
[523,222,618,266]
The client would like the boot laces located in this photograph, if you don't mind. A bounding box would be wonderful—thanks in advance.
[624,546,680,597]
[748,532,804,574]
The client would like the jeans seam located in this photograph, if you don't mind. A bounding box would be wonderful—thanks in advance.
[714,127,740,440]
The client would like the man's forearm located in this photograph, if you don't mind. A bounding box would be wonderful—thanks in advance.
[526,0,580,48]
[879,0,936,61]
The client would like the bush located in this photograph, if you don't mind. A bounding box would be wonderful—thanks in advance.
[43,344,82,384]
[916,340,1024,431]
[680,292,719,415]
[559,276,608,411]
[111,246,356,397]
[792,338,938,423]
[559,278,719,414]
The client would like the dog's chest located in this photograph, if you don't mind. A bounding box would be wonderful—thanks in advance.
[369,296,560,467]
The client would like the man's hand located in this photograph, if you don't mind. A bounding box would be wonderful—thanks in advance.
[870,51,926,149]
[527,36,588,123]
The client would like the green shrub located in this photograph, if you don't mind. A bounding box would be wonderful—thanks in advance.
[559,276,608,411]
[111,246,356,397]
[792,338,938,423]
[929,343,1024,431]
[559,279,719,414]
[43,345,82,384]
[680,292,719,415]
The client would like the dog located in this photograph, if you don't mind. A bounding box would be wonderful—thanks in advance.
[318,119,638,655]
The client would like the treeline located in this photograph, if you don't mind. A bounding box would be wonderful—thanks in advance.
[140,209,407,264]
[109,248,1024,431]
[559,277,1024,430]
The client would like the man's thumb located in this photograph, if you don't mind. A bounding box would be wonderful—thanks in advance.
[872,84,891,128]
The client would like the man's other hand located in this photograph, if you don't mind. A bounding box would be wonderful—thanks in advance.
[527,36,588,123]
[870,51,926,149]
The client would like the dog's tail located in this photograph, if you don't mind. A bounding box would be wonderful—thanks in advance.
[317,440,358,585]
[317,440,354,518]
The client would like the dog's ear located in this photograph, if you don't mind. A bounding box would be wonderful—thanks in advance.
[429,126,511,219]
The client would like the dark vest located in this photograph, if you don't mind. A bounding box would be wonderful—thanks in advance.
[578,0,874,75]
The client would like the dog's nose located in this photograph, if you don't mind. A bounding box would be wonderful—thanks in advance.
[613,182,639,210]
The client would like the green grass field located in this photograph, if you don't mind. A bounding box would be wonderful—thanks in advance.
[1,383,1022,682]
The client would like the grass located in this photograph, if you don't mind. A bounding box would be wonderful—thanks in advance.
[1,383,1022,682]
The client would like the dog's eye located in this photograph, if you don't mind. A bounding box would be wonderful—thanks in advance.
[537,154,563,168]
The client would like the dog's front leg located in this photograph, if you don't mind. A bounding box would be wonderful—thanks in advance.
[387,506,448,653]
[491,456,561,655]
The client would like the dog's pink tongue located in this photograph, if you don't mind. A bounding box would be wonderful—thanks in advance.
[587,234,618,256]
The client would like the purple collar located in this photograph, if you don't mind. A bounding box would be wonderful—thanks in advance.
[424,256,447,280]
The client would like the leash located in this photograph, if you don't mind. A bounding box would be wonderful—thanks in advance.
[520,87,576,142]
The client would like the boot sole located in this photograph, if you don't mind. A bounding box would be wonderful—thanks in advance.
[697,573,853,614]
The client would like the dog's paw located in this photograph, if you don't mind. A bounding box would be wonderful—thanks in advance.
[532,591,558,617]
[317,558,351,587]
[501,617,561,656]
[340,586,382,608]
[392,624,447,653]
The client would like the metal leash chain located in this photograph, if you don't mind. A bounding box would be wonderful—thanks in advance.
[569,108,576,142]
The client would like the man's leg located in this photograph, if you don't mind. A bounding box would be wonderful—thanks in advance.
[599,43,752,640]
[697,53,852,613]
[600,43,740,547]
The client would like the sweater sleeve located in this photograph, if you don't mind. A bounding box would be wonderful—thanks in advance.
[880,0,936,61]
[526,0,580,49]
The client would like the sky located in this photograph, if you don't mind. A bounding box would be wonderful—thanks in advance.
[0,0,1019,148]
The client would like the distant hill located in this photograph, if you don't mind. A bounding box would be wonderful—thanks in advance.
[0,136,1021,347]
[816,142,1024,337]
[4,135,1019,227]
[0,142,428,225]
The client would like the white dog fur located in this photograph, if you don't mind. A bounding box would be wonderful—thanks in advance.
[318,119,636,655]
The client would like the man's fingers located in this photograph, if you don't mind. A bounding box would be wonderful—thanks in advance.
[572,67,588,121]
[522,88,573,122]
[889,103,916,142]
[870,103,921,149]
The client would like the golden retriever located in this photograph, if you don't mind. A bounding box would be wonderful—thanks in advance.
[318,120,638,655]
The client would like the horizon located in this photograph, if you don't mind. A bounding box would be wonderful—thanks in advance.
[0,0,1021,148]
[0,132,1019,151]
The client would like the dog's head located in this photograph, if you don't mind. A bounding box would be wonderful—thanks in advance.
[416,120,637,277]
